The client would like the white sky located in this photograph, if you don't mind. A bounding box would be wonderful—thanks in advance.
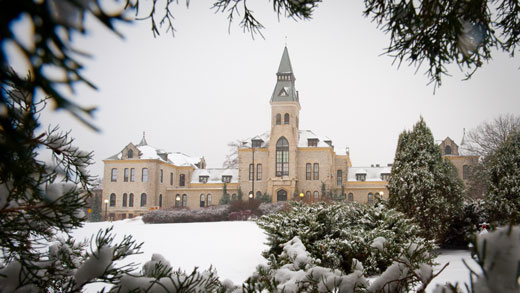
[35,1,520,178]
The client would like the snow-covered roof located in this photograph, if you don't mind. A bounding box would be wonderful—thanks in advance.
[168,152,202,167]
[191,168,239,184]
[240,130,337,149]
[348,167,390,182]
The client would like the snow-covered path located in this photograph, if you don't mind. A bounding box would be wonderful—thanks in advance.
[73,218,479,292]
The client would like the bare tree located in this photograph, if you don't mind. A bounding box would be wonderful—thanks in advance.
[466,114,520,158]
[222,140,242,169]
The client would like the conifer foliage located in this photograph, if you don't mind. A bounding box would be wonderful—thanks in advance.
[486,131,520,225]
[388,117,464,243]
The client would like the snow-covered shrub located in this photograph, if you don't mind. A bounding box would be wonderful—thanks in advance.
[435,225,520,293]
[257,201,435,276]
[257,202,288,216]
[142,205,230,223]
[442,199,488,248]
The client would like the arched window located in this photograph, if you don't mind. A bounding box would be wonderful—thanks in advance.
[179,174,185,187]
[207,194,212,206]
[277,189,287,202]
[256,191,262,199]
[122,193,127,207]
[463,165,469,180]
[368,193,374,204]
[276,113,281,125]
[348,193,354,201]
[313,191,319,200]
[159,194,162,208]
[127,149,133,158]
[111,168,117,182]
[284,113,289,124]
[140,193,147,207]
[276,137,289,177]
[445,145,452,155]
[175,194,181,207]
[200,194,205,208]
[182,194,187,207]
[129,193,134,207]
[110,193,116,207]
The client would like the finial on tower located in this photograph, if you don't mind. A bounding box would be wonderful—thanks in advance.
[285,36,287,47]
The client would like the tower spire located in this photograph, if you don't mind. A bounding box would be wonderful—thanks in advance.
[137,131,148,146]
[271,46,298,103]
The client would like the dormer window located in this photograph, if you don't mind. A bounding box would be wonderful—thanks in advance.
[127,149,133,158]
[222,175,232,183]
[356,174,366,182]
[278,88,288,97]
[252,139,263,148]
[308,139,319,147]
[381,173,390,181]
[199,176,209,183]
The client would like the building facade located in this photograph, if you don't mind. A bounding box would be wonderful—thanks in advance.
[101,47,397,219]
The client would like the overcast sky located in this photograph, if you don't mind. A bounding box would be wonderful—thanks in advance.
[35,0,520,178]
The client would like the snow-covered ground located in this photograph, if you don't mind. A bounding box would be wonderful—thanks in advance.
[72,218,480,292]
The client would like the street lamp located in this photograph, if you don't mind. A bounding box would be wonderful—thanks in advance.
[299,192,304,202]
[104,199,108,221]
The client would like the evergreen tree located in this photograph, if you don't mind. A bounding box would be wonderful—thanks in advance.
[90,194,102,222]
[486,131,520,225]
[388,117,464,242]
[219,183,231,205]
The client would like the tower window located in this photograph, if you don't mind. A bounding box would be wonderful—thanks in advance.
[276,137,289,177]
[276,114,281,125]
[284,113,289,124]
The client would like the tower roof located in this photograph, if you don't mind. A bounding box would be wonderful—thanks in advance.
[137,131,148,146]
[277,46,293,74]
[271,46,299,103]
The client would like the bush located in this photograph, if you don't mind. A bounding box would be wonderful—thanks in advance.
[142,205,230,224]
[257,201,435,276]
[441,199,488,248]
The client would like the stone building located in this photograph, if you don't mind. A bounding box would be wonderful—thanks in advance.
[101,47,392,219]
[439,135,479,187]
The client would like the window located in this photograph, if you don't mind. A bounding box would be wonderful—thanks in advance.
[175,194,181,207]
[170,172,173,185]
[142,168,148,182]
[276,137,289,176]
[159,194,162,208]
[313,191,319,199]
[313,163,319,180]
[200,194,205,207]
[375,192,381,200]
[130,168,135,182]
[179,174,185,186]
[110,193,116,207]
[222,175,232,183]
[284,113,289,124]
[256,191,262,199]
[337,170,342,186]
[123,193,127,207]
[124,168,129,182]
[348,193,354,201]
[277,189,287,201]
[306,163,311,180]
[182,194,187,207]
[276,113,281,125]
[381,173,390,181]
[463,165,469,180]
[140,193,147,207]
[356,174,366,181]
[129,193,134,207]
[257,164,262,180]
[232,193,237,200]
[445,145,452,155]
[249,164,254,180]
[199,176,209,183]
[252,139,263,148]
[308,139,318,147]
[207,194,212,206]
[368,193,374,204]
[111,168,117,182]
[160,169,163,183]
[127,149,133,158]
[306,191,311,198]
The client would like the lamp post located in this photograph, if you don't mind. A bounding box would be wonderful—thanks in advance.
[299,192,304,202]
[104,199,108,221]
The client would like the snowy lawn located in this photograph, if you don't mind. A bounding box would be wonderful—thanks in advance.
[72,218,480,292]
